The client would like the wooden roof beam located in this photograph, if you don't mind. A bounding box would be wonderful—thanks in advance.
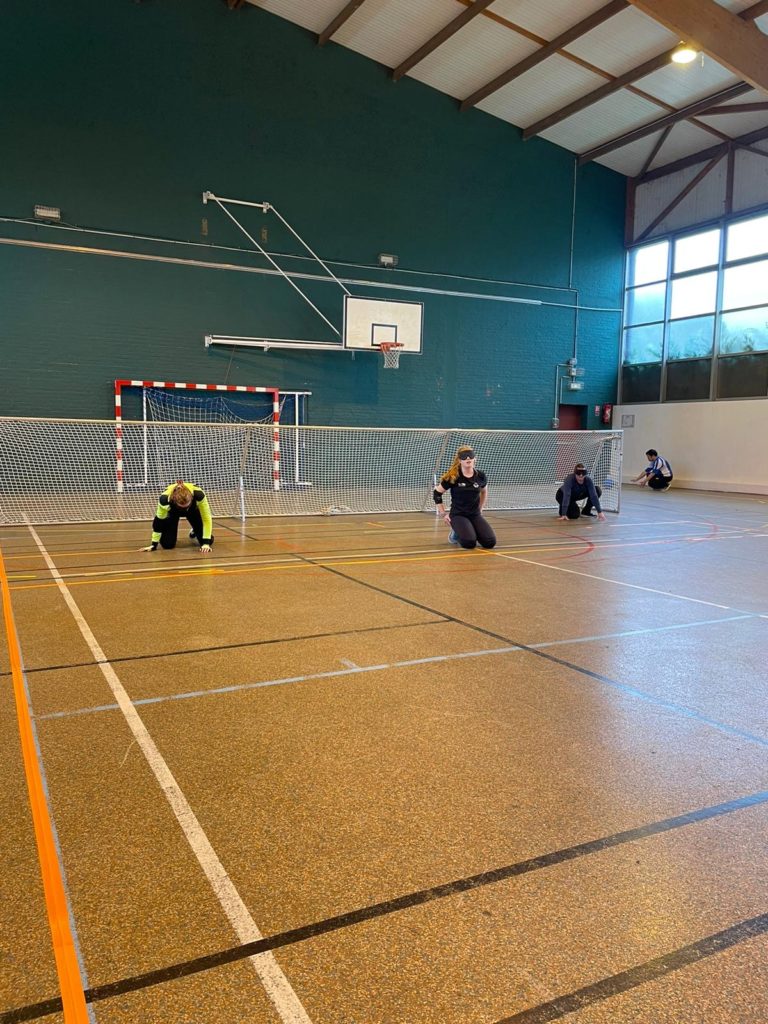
[741,0,768,19]
[523,1,767,140]
[626,0,768,93]
[635,153,724,243]
[318,0,369,47]
[638,126,672,177]
[460,0,627,112]
[637,123,768,182]
[392,0,497,82]
[699,101,768,115]
[522,49,674,139]
[578,82,752,164]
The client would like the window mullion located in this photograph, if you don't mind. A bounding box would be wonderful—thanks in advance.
[712,220,727,400]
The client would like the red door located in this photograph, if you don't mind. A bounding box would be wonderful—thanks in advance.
[557,405,584,430]
[556,405,585,480]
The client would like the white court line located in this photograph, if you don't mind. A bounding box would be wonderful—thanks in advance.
[25,525,314,1024]
[312,534,738,567]
[38,614,753,722]
[491,549,758,614]
[40,650,519,719]
[13,528,755,586]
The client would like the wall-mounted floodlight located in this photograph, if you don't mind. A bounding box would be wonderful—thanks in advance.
[34,204,61,221]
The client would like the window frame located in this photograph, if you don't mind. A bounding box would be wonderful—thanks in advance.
[621,207,768,405]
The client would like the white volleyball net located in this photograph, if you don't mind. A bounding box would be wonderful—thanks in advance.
[0,418,622,525]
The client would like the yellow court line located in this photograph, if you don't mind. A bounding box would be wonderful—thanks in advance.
[9,545,566,592]
[1,545,271,561]
[8,526,749,593]
[0,545,90,1021]
[3,520,756,563]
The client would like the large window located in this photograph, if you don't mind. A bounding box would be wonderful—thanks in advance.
[621,210,768,403]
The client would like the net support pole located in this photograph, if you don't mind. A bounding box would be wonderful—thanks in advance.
[234,427,254,520]
[426,431,453,511]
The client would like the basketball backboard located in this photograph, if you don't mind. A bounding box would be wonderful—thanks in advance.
[343,296,423,354]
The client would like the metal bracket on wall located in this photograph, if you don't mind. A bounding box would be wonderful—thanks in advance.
[202,190,350,347]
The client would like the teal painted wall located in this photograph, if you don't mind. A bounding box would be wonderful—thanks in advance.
[0,0,626,427]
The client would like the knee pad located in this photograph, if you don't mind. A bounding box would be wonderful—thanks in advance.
[480,540,496,549]
[460,540,477,549]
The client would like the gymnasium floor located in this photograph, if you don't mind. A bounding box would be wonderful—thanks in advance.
[1,486,767,1024]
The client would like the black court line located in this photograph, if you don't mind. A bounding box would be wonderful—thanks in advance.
[5,524,740,581]
[8,519,751,683]
[282,536,748,709]
[0,619,446,677]
[302,559,767,749]
[496,912,768,1023]
[2,790,766,1023]
[0,537,523,580]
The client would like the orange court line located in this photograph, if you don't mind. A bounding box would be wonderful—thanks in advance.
[0,544,90,1021]
[7,527,750,593]
[2,521,749,563]
[1,545,264,561]
[8,546,549,592]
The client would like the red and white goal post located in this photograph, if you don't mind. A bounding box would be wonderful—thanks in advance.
[114,379,281,494]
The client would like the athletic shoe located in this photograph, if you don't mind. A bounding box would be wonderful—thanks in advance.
[581,509,596,517]
[189,530,197,540]
[448,530,459,545]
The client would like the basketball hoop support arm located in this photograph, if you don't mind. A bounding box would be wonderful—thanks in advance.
[203,191,350,339]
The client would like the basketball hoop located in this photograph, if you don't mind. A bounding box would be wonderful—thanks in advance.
[379,342,404,369]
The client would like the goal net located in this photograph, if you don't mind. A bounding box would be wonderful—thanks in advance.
[143,388,285,425]
[0,419,622,525]
[114,379,311,492]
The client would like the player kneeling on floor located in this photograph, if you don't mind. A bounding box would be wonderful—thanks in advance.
[631,449,673,490]
[433,446,497,549]
[556,464,606,521]
[141,481,214,554]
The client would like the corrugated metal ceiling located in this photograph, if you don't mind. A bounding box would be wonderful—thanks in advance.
[250,0,768,180]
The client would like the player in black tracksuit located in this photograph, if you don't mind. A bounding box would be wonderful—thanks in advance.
[556,464,606,521]
[433,445,497,550]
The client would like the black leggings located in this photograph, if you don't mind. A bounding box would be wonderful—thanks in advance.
[158,506,213,549]
[451,514,496,549]
[555,486,602,519]
[648,475,672,490]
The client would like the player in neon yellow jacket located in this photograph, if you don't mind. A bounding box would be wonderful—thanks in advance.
[141,481,214,554]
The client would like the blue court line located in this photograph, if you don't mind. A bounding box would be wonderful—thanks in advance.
[32,614,768,752]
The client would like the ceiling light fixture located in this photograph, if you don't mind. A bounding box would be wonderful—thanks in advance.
[671,43,698,65]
